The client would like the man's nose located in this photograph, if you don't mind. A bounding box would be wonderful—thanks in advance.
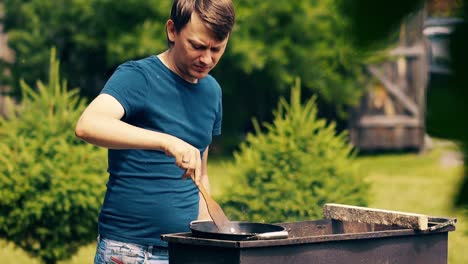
[199,50,212,65]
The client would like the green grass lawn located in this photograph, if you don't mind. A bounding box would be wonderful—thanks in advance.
[1,140,467,263]
[356,142,468,264]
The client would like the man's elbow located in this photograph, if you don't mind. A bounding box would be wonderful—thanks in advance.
[74,116,90,140]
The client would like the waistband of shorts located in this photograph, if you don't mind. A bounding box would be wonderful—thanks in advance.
[98,234,168,252]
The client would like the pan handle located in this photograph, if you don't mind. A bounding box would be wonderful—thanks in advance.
[190,220,213,225]
[246,230,289,240]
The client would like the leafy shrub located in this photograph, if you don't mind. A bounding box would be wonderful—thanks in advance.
[220,79,369,223]
[0,48,107,264]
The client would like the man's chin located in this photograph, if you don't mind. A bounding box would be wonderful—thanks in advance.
[191,71,209,79]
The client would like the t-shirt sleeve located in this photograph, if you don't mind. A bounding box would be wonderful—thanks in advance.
[212,84,222,136]
[100,62,148,120]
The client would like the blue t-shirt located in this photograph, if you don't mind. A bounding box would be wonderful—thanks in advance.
[98,55,222,247]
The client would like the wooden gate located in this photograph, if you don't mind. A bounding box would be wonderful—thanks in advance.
[350,10,429,151]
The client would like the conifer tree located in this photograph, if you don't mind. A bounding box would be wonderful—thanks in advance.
[220,79,369,222]
[0,48,107,264]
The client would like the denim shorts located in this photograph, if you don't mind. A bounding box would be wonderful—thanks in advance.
[94,236,169,264]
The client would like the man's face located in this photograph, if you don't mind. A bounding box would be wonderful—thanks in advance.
[167,13,229,83]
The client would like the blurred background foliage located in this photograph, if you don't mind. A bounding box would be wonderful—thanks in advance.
[1,0,171,99]
[0,49,107,264]
[0,0,369,153]
[220,80,369,222]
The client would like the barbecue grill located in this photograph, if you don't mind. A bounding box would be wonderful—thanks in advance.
[161,205,456,264]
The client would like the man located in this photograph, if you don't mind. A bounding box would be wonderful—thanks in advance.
[75,0,235,263]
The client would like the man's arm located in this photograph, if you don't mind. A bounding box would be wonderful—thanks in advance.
[198,146,213,220]
[75,93,202,182]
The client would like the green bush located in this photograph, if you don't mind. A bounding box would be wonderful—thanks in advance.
[0,48,107,264]
[220,79,369,223]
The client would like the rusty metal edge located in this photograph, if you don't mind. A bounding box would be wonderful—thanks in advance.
[161,219,455,249]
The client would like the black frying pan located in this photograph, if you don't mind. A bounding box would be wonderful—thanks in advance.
[190,221,288,241]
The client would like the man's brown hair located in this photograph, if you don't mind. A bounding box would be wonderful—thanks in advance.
[168,0,235,45]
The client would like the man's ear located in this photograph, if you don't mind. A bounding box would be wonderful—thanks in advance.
[166,19,176,42]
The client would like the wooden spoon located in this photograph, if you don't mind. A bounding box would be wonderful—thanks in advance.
[193,177,230,231]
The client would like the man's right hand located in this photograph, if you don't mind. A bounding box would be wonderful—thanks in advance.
[163,137,202,185]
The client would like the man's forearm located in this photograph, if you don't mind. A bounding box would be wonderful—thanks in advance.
[76,114,174,151]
